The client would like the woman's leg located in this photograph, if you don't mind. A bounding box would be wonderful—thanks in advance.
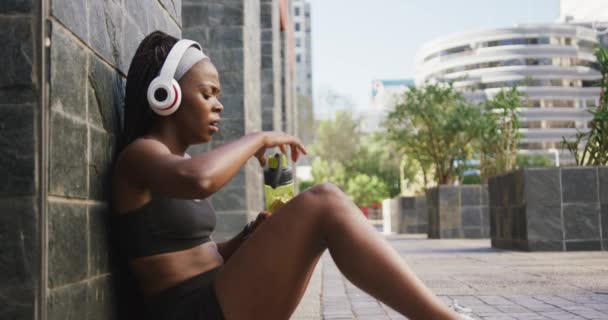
[213,183,458,320]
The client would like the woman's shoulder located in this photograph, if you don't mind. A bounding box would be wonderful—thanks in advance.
[112,138,168,213]
[116,137,171,168]
[113,138,172,188]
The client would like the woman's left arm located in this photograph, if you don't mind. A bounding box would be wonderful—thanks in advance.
[215,211,269,262]
[215,229,248,262]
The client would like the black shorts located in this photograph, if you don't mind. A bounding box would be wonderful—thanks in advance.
[144,265,226,320]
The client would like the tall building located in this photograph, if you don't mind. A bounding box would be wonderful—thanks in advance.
[559,0,608,24]
[558,0,608,47]
[293,0,312,97]
[415,24,603,163]
[293,0,314,165]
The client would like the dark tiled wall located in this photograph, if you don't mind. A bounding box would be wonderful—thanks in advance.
[1,0,181,319]
[0,1,40,319]
[47,0,180,317]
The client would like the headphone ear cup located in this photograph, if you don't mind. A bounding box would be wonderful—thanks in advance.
[147,78,182,116]
[168,79,182,115]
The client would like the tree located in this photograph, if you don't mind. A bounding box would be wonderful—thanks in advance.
[310,158,348,190]
[384,83,484,185]
[297,94,315,146]
[348,133,403,198]
[306,111,401,204]
[345,174,390,208]
[562,45,608,166]
[516,154,552,168]
[476,87,524,182]
[310,111,360,164]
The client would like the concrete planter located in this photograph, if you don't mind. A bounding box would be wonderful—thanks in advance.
[383,196,428,234]
[399,196,428,234]
[488,167,608,251]
[383,198,399,234]
[425,185,490,239]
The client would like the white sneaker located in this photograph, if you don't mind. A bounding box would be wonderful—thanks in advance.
[448,299,477,320]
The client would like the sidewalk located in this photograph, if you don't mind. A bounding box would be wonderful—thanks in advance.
[292,233,608,320]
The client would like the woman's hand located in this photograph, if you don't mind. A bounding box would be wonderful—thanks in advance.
[254,131,308,166]
[243,211,270,240]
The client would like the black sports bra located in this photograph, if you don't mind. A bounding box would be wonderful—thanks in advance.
[114,192,217,260]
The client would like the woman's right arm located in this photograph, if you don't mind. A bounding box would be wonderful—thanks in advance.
[118,131,307,199]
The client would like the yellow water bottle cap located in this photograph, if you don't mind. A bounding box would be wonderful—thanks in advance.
[268,153,287,169]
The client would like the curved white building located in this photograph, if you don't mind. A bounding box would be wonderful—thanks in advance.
[415,24,602,163]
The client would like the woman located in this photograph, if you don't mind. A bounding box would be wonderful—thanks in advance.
[111,31,467,320]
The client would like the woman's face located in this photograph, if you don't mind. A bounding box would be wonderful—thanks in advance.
[177,59,223,143]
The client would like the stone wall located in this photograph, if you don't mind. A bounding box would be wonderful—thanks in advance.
[0,0,181,319]
[183,0,266,241]
[2,1,298,318]
[260,0,283,132]
[0,2,39,319]
[426,185,490,239]
[49,2,181,318]
[489,167,608,251]
[183,0,297,240]
[280,0,297,136]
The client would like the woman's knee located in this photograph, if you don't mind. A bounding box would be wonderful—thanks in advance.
[307,182,344,198]
[303,182,352,223]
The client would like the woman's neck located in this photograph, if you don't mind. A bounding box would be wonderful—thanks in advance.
[148,121,189,156]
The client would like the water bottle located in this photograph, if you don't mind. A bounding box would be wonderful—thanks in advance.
[264,153,294,214]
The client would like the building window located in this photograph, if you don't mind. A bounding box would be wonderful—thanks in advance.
[296,38,301,47]
[544,142,557,149]
[296,54,301,63]
[586,99,597,108]
[544,99,575,108]
[295,7,300,16]
[525,100,541,108]
[520,121,542,128]
[583,79,599,87]
[295,23,300,32]
[546,121,576,128]
[519,142,544,150]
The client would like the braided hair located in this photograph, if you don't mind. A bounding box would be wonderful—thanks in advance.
[119,31,178,153]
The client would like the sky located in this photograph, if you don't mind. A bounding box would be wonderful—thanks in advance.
[307,0,560,118]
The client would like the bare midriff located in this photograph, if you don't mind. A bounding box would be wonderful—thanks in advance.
[129,241,224,297]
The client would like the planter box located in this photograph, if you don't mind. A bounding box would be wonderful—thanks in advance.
[399,196,428,234]
[426,185,490,239]
[382,198,399,234]
[488,167,608,251]
[382,196,428,234]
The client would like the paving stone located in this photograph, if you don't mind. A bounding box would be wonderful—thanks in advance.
[304,234,608,320]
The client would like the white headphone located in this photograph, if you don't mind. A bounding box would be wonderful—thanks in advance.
[147,39,203,116]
